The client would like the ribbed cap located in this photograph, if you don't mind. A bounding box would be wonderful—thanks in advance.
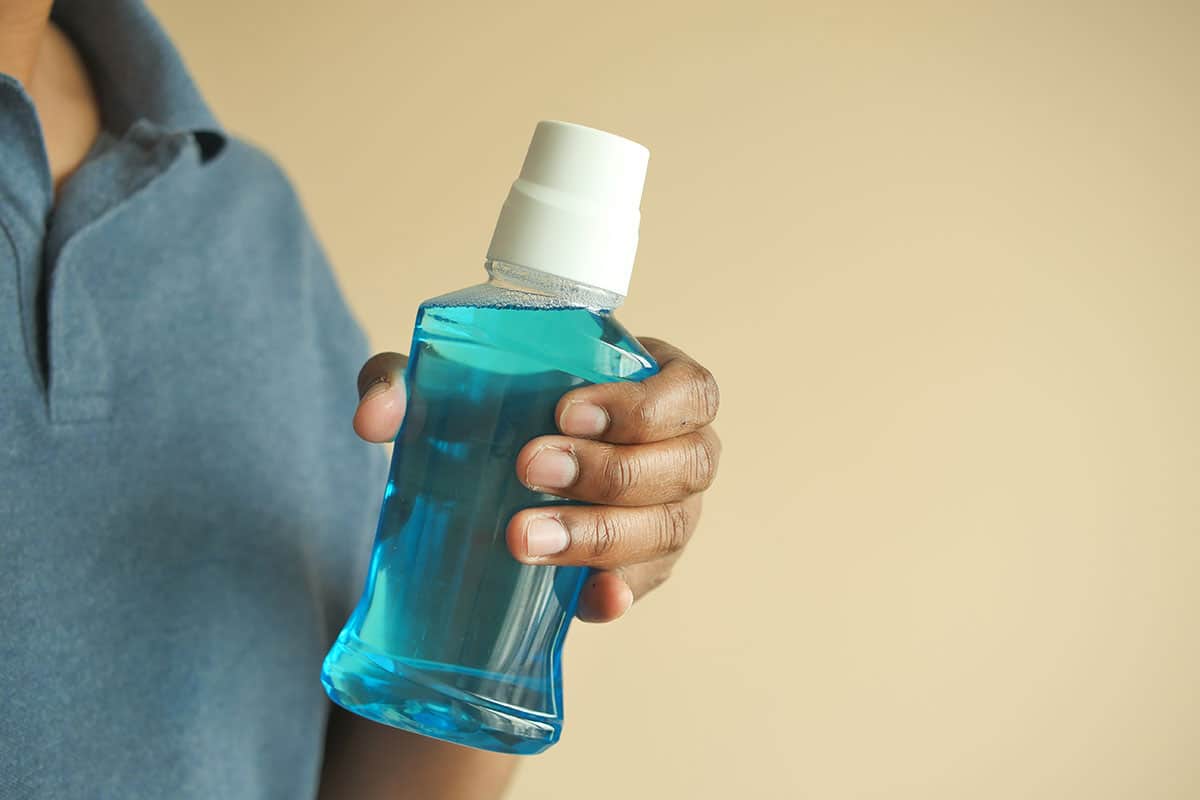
[486,121,650,296]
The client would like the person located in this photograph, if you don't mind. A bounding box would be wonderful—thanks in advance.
[0,1,721,797]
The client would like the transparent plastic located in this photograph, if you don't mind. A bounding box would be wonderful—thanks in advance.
[321,260,658,754]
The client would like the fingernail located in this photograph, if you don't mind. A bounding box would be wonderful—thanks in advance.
[525,517,570,557]
[560,402,609,437]
[360,376,390,402]
[526,446,578,490]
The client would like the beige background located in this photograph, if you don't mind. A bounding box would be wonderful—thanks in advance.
[148,2,1200,797]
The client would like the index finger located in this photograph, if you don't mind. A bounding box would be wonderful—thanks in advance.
[555,337,720,445]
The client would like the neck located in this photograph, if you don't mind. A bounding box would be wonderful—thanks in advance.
[1,1,101,193]
[0,1,53,85]
[485,260,624,311]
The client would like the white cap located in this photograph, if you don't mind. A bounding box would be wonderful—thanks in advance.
[486,121,650,296]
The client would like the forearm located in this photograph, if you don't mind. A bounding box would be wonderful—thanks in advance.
[318,706,518,800]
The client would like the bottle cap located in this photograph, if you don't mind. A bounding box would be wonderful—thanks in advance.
[486,121,650,296]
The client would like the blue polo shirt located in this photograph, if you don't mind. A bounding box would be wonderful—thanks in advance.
[0,2,385,797]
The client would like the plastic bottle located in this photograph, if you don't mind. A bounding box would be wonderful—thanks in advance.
[321,121,656,755]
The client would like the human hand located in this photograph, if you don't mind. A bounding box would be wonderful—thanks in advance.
[353,337,721,623]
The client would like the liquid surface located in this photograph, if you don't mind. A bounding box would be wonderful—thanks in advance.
[322,291,655,754]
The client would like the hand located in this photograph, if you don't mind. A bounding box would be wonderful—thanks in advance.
[352,337,721,623]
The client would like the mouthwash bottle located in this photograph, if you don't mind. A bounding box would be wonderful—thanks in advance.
[321,121,657,755]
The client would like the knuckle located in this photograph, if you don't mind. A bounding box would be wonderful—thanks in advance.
[657,502,691,554]
[587,513,623,560]
[691,364,721,422]
[708,428,724,460]
[686,433,719,492]
[600,449,642,499]
[613,380,657,442]
[631,394,659,437]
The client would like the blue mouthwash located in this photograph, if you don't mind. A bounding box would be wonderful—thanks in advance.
[322,121,655,754]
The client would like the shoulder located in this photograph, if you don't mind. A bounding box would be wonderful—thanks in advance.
[170,134,358,327]
[110,130,376,403]
[189,135,311,244]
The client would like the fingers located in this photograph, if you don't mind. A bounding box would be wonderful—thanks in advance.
[506,494,703,569]
[508,494,700,623]
[353,352,408,443]
[574,556,682,623]
[555,337,720,444]
[537,338,717,621]
[515,426,721,506]
[574,571,635,623]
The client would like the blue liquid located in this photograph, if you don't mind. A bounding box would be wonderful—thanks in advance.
[322,288,656,754]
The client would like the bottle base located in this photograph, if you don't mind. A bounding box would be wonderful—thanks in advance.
[321,636,561,756]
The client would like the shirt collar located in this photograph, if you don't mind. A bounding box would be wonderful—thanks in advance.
[51,0,225,147]
[1,0,227,381]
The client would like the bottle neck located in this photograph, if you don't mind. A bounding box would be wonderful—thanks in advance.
[485,259,626,310]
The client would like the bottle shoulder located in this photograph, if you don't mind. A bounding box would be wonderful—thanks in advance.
[413,290,655,382]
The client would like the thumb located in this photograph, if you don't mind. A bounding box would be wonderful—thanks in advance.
[353,351,409,443]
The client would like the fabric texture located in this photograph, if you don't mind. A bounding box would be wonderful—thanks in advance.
[0,2,386,797]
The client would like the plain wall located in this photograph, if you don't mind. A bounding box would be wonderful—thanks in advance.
[147,2,1200,797]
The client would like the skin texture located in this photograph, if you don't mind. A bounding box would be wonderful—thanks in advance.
[1,1,100,193]
[0,0,52,85]
[352,338,721,623]
[7,5,722,797]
